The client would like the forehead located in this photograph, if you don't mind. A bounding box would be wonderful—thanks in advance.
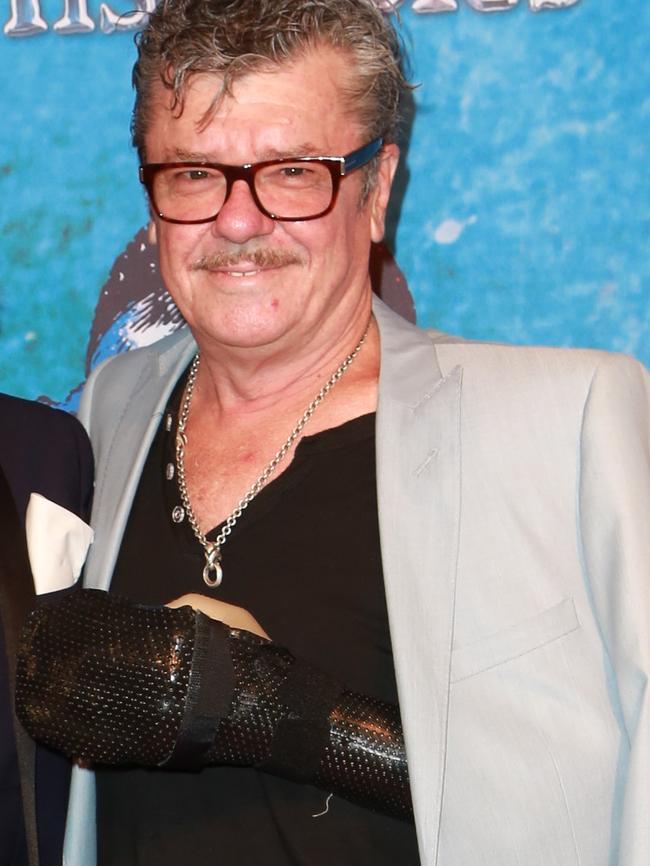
[144,47,363,161]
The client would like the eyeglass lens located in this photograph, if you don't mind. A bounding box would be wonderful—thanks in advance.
[152,161,335,222]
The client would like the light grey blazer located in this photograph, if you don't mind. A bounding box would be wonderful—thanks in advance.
[65,298,650,866]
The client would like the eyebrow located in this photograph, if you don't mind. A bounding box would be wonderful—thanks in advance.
[170,142,332,163]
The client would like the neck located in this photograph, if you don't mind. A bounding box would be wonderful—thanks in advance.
[190,295,376,419]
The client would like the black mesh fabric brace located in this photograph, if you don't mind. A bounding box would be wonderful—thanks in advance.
[16,590,195,766]
[16,590,412,820]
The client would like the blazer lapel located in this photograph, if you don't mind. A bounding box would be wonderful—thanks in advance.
[374,300,462,865]
[0,465,39,866]
[81,330,196,591]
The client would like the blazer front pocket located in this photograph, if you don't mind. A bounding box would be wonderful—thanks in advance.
[450,597,580,683]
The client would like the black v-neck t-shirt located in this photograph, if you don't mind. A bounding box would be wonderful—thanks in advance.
[96,376,420,866]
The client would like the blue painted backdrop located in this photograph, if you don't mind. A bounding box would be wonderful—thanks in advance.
[1,0,648,404]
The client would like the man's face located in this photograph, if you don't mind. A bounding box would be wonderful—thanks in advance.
[144,47,398,354]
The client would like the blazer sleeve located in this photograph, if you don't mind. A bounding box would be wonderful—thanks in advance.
[577,353,650,864]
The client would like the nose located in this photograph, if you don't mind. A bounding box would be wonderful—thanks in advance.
[212,178,275,244]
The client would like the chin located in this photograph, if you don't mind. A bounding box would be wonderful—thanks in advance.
[193,309,301,351]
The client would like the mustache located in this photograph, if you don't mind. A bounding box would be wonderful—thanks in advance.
[190,248,304,271]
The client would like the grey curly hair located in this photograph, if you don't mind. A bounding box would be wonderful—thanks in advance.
[131,0,408,168]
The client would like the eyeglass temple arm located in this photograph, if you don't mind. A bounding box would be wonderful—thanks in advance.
[341,138,383,175]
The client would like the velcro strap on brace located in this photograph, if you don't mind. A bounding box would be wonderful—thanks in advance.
[258,659,344,783]
[165,613,235,768]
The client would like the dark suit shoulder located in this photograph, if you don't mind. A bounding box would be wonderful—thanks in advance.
[1,391,82,428]
[0,394,93,524]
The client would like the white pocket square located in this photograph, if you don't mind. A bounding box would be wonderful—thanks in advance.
[25,493,94,595]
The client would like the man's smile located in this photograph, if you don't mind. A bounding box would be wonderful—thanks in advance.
[224,268,262,278]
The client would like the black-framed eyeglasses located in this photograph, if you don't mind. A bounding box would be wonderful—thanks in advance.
[139,137,383,224]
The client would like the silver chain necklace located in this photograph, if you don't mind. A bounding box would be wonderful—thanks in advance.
[175,323,370,589]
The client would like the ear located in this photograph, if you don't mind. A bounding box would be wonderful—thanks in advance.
[147,218,158,246]
[369,143,399,244]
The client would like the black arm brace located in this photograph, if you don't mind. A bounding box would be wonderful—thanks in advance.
[16,589,412,821]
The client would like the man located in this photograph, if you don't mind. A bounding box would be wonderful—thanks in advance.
[0,394,93,866]
[22,0,650,863]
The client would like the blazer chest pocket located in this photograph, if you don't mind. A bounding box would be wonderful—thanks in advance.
[450,597,580,683]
